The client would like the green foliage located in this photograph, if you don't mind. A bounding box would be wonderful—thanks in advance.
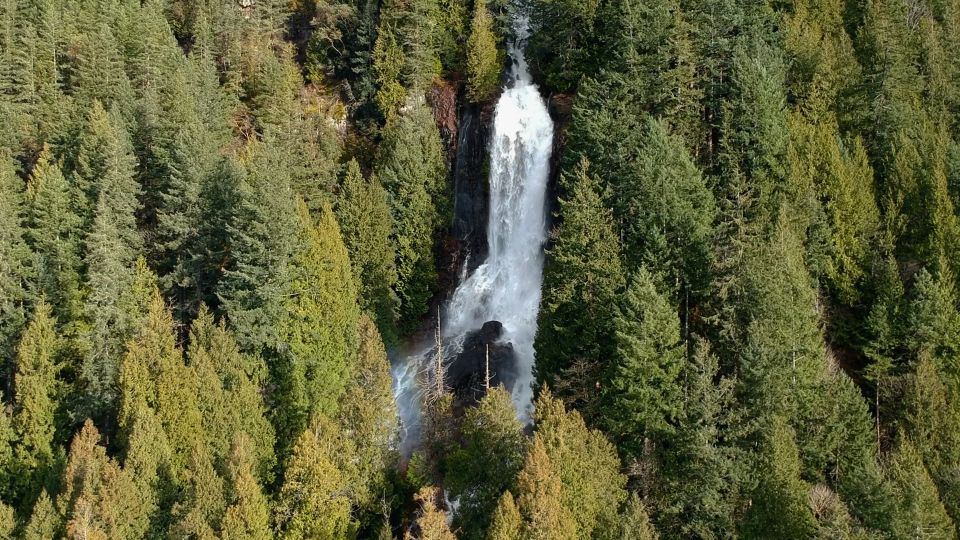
[604,267,685,454]
[889,436,957,539]
[58,420,150,540]
[168,444,226,539]
[465,0,501,103]
[218,141,300,356]
[513,436,576,539]
[659,339,740,538]
[375,104,449,332]
[536,162,624,406]
[528,0,599,89]
[373,0,443,116]
[741,416,818,540]
[407,487,456,540]
[221,433,272,540]
[25,146,84,328]
[0,153,32,373]
[276,200,360,442]
[13,300,60,504]
[78,102,145,418]
[534,390,627,537]
[446,387,527,538]
[275,414,356,540]
[616,494,658,540]
[336,159,400,343]
[187,307,276,482]
[336,314,397,514]
[487,491,521,540]
[24,489,61,540]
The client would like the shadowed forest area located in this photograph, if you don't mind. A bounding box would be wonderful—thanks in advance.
[1,0,960,538]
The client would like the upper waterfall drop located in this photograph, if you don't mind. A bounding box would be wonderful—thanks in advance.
[443,16,554,420]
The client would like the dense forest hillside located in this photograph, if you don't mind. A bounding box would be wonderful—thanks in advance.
[1,0,960,537]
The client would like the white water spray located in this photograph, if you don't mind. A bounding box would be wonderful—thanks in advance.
[392,14,554,450]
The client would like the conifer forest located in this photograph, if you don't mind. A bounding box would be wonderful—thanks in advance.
[2,0,960,537]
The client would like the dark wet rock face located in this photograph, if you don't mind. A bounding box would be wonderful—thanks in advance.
[447,321,516,406]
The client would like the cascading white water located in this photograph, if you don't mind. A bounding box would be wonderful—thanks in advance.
[392,14,554,450]
[442,19,554,419]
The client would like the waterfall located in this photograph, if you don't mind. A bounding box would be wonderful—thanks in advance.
[392,14,554,451]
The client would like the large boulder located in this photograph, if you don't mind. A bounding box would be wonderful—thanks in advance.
[447,321,516,406]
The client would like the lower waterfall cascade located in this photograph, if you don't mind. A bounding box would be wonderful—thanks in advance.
[392,13,555,452]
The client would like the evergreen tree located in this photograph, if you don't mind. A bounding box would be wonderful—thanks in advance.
[488,491,521,540]
[0,153,32,377]
[514,437,576,540]
[889,436,957,539]
[465,0,501,103]
[535,161,624,405]
[276,200,360,443]
[336,159,399,343]
[187,307,276,482]
[78,103,144,418]
[274,414,355,539]
[372,0,442,117]
[617,494,658,540]
[660,339,739,538]
[67,20,134,115]
[118,290,203,478]
[25,145,84,328]
[741,416,818,540]
[785,117,878,303]
[13,300,60,504]
[24,489,62,540]
[221,432,272,540]
[375,104,449,331]
[446,386,527,538]
[534,389,627,536]
[168,444,226,539]
[405,487,456,540]
[336,314,397,513]
[218,142,299,356]
[58,420,150,540]
[604,267,685,456]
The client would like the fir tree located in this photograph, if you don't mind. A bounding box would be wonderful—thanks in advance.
[375,104,449,332]
[78,103,144,418]
[465,0,501,103]
[889,436,957,539]
[604,266,685,456]
[661,339,739,538]
[617,494,658,540]
[335,159,400,343]
[58,420,150,540]
[277,200,360,443]
[0,153,32,377]
[187,307,276,482]
[168,444,226,539]
[336,314,397,512]
[535,161,625,404]
[24,489,61,540]
[25,145,84,327]
[741,416,818,540]
[446,386,527,538]
[488,491,522,540]
[275,414,356,539]
[221,433,272,540]
[13,300,60,504]
[405,487,456,540]
[514,437,576,540]
[534,389,627,536]
[218,141,299,356]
